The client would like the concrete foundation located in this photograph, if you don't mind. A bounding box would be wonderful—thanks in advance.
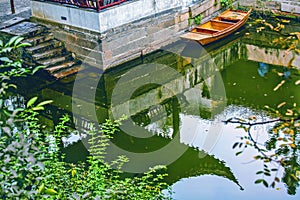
[31,0,223,70]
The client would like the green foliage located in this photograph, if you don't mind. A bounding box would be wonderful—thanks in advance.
[0,36,44,99]
[0,97,53,199]
[188,14,202,26]
[220,0,233,8]
[0,36,44,79]
[194,14,202,25]
[0,36,171,199]
[214,0,218,6]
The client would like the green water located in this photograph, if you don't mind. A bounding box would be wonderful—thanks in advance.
[5,19,300,199]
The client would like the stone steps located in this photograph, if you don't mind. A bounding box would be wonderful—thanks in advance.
[24,32,54,46]
[52,65,83,79]
[38,54,72,67]
[26,39,63,54]
[32,47,65,61]
[1,21,83,79]
[46,60,78,73]
[21,24,82,79]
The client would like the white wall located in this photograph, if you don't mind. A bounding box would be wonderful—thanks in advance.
[31,1,101,32]
[31,0,200,33]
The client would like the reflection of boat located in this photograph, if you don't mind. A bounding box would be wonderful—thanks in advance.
[180,9,252,45]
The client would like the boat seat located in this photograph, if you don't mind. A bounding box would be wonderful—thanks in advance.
[219,17,240,23]
[194,27,219,34]
[211,20,235,24]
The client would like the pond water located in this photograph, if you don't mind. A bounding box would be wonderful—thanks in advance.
[5,17,300,199]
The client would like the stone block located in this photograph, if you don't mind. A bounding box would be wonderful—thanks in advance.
[281,1,300,14]
[180,12,190,23]
[112,36,147,57]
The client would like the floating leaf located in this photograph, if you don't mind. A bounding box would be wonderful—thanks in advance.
[285,109,293,116]
[273,80,285,91]
[281,19,290,24]
[277,102,286,108]
[248,115,257,120]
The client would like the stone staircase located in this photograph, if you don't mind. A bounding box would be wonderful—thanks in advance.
[0,21,82,79]
[23,28,82,79]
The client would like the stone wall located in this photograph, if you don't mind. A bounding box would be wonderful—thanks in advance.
[31,0,223,70]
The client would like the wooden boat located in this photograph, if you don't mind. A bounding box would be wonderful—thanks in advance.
[180,9,252,45]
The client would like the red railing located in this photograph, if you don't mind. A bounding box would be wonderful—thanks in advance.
[45,0,127,11]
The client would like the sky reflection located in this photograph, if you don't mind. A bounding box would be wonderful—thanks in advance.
[171,105,300,200]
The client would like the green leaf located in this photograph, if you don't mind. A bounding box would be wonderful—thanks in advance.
[1,47,12,53]
[16,43,31,48]
[31,65,45,75]
[72,169,77,177]
[13,37,24,46]
[255,179,264,184]
[0,57,12,63]
[32,106,45,111]
[264,172,271,176]
[44,188,57,195]
[235,151,243,156]
[256,171,263,174]
[6,36,19,47]
[36,100,53,107]
[232,142,239,149]
[0,39,3,47]
[38,183,45,193]
[262,180,269,187]
[27,97,38,108]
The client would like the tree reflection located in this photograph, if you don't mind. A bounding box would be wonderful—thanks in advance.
[225,11,300,195]
[224,105,299,194]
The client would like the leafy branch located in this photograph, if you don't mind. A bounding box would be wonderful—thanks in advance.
[225,101,300,194]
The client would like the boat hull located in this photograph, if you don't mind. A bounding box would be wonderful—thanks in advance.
[180,9,252,45]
